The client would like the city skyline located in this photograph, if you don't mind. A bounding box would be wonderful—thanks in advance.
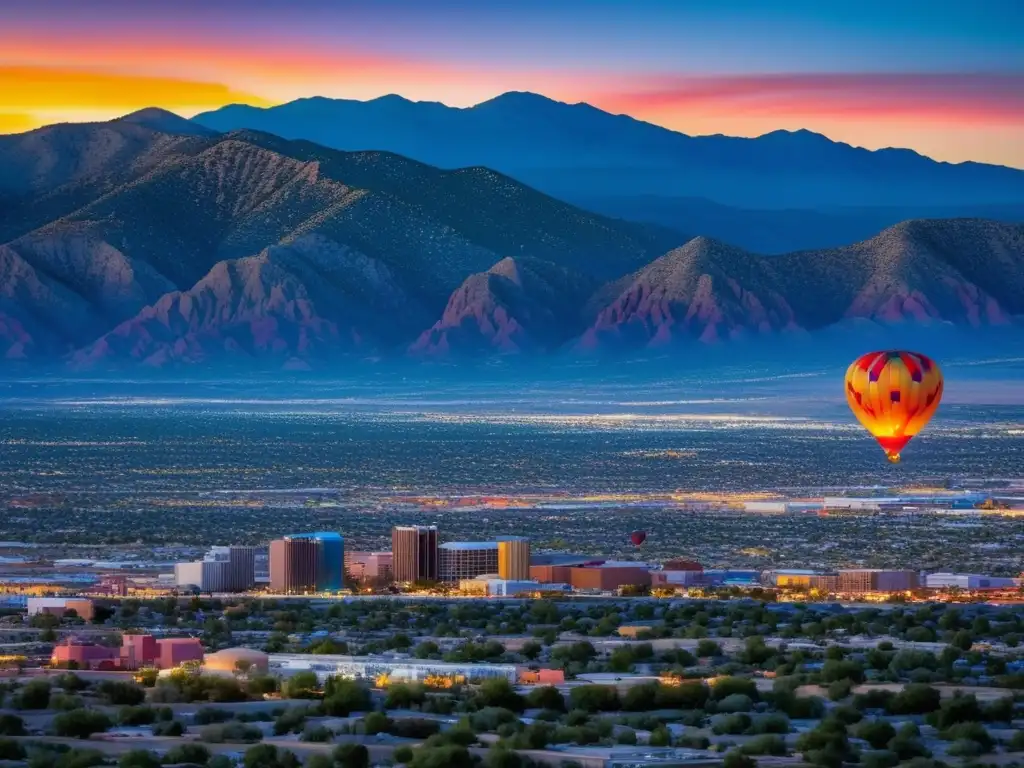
[2,0,1023,167]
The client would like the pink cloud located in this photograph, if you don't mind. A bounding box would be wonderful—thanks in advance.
[593,72,1024,125]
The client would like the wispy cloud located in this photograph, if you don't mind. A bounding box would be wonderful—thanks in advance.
[595,72,1024,124]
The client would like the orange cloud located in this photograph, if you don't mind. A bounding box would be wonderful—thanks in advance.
[0,66,269,112]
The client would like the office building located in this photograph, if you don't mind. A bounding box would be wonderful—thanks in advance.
[392,526,439,583]
[270,533,344,594]
[27,597,95,622]
[439,541,499,583]
[837,569,918,593]
[175,560,229,592]
[288,532,344,591]
[497,537,530,581]
[344,551,393,583]
[270,537,319,594]
[207,546,257,591]
[924,572,1019,590]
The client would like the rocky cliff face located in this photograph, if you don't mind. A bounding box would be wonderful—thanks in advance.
[410,257,597,356]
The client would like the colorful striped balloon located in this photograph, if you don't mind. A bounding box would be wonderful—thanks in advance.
[844,350,943,463]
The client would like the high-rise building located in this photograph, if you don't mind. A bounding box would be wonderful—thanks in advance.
[288,532,344,591]
[497,537,530,581]
[269,537,319,594]
[392,526,439,583]
[269,533,344,594]
[439,542,499,583]
[207,546,257,591]
[175,560,230,592]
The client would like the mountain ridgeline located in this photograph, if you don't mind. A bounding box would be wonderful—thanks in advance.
[192,91,1024,253]
[0,110,1022,368]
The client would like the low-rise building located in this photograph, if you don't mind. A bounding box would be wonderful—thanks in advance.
[27,597,95,621]
[925,572,1020,590]
[270,653,519,684]
[838,569,918,593]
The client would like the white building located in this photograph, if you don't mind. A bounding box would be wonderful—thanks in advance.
[269,653,519,683]
[925,573,1019,590]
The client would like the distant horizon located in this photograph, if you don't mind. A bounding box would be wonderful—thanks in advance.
[12,89,1024,174]
[2,0,1023,168]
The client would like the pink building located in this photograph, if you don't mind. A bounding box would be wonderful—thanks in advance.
[53,634,203,670]
[121,634,159,668]
[51,641,118,669]
[157,638,204,669]
[345,551,393,582]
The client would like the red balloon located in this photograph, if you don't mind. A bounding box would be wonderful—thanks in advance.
[630,530,647,546]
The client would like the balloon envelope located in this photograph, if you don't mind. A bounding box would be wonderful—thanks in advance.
[629,530,647,546]
[845,350,943,463]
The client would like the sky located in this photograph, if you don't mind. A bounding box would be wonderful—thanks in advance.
[2,0,1023,167]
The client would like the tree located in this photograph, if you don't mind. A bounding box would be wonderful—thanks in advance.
[696,639,722,657]
[475,678,525,712]
[0,740,25,761]
[855,719,896,750]
[161,744,211,765]
[118,750,160,768]
[332,743,370,768]
[52,709,113,739]
[284,671,320,699]
[569,685,619,713]
[16,679,51,710]
[521,641,542,661]
[951,630,973,651]
[649,725,671,746]
[0,714,26,736]
[526,686,565,712]
[97,681,146,706]
[723,750,756,768]
[710,677,758,701]
[486,745,534,768]
[244,745,282,768]
[408,745,474,768]
[322,679,371,716]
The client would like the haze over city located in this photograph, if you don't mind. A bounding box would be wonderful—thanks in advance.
[1,3,1023,768]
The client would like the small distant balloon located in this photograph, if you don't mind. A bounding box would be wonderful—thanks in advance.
[629,530,647,546]
[844,350,943,464]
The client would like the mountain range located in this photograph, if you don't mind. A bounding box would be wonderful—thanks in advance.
[0,109,1022,369]
[193,92,1024,253]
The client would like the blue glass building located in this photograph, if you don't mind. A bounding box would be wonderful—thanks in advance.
[289,532,344,592]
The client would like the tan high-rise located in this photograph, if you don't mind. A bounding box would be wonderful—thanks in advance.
[391,526,439,583]
[498,537,530,580]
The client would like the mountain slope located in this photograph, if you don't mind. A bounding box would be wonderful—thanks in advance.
[579,219,1024,352]
[0,115,214,242]
[73,235,427,368]
[1,128,679,363]
[193,92,1024,212]
[410,257,598,356]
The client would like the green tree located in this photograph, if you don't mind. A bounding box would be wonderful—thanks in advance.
[161,744,211,765]
[284,671,320,699]
[526,686,565,712]
[855,719,896,750]
[951,630,973,651]
[118,750,161,768]
[332,743,370,768]
[0,714,26,736]
[16,679,52,710]
[52,709,113,739]
[0,740,26,761]
[723,750,756,768]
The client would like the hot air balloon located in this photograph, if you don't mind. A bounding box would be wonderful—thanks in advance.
[844,350,943,464]
[629,530,647,546]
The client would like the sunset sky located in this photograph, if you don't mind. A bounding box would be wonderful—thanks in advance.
[2,0,1023,167]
